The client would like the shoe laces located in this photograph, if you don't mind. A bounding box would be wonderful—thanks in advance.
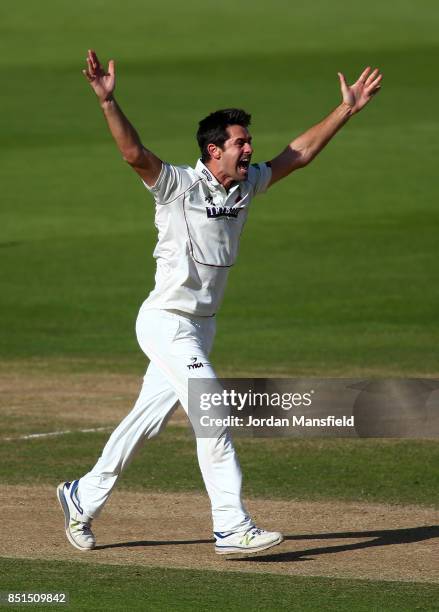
[248,527,263,537]
[71,519,93,536]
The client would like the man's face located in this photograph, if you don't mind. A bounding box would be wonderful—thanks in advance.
[217,124,254,181]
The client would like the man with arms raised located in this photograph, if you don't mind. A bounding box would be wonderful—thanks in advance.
[57,50,382,556]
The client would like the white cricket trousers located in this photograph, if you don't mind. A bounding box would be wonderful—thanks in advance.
[77,307,252,533]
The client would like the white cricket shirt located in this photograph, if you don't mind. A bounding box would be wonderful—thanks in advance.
[141,159,271,316]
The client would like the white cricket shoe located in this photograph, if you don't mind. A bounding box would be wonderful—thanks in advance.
[214,526,283,556]
[57,480,96,551]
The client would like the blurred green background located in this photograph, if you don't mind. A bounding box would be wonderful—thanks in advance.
[1,0,438,375]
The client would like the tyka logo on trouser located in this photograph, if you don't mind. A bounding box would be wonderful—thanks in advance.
[187,357,204,370]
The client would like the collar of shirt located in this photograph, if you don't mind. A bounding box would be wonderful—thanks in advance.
[195,159,240,196]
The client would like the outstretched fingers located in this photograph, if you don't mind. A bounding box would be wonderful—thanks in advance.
[82,69,94,82]
[365,67,379,86]
[87,49,104,77]
[366,72,383,94]
[356,66,371,85]
[86,55,94,77]
[88,49,99,69]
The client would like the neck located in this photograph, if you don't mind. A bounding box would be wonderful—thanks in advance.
[204,161,235,191]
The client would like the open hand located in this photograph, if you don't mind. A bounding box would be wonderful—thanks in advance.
[83,49,115,102]
[338,67,382,114]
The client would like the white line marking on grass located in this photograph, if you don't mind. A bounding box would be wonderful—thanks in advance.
[2,426,112,441]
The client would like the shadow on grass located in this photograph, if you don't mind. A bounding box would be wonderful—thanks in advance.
[237,525,439,563]
[95,525,439,562]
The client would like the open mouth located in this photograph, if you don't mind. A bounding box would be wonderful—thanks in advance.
[238,159,250,173]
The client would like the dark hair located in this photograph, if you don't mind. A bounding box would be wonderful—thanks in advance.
[197,108,251,163]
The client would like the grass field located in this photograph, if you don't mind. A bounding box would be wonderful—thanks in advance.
[1,1,439,610]
[1,0,438,374]
[2,558,439,612]
[2,428,439,507]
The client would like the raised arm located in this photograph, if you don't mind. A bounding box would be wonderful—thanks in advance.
[268,67,383,187]
[83,49,162,186]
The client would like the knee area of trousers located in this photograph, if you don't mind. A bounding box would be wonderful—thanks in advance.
[197,435,233,456]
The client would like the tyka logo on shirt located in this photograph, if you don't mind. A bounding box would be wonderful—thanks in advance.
[206,206,243,219]
[187,356,204,370]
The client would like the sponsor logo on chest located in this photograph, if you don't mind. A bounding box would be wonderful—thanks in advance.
[206,206,243,219]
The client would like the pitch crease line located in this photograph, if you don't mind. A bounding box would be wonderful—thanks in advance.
[2,426,112,442]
